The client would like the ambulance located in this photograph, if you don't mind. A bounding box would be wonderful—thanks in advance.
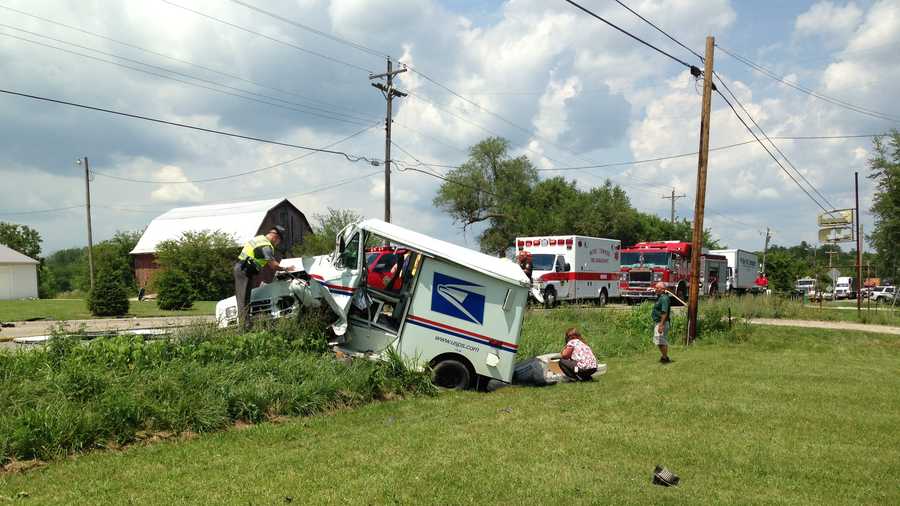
[216,219,530,389]
[515,235,621,306]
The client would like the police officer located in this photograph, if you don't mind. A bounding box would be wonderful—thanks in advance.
[234,225,294,330]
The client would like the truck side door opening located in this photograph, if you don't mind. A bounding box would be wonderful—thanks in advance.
[349,241,422,338]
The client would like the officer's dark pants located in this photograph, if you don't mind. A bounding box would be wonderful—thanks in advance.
[233,262,255,330]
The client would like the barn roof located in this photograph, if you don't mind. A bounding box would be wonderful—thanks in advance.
[131,198,292,255]
[0,244,39,264]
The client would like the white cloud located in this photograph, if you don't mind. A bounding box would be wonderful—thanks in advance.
[795,2,863,41]
[150,166,205,203]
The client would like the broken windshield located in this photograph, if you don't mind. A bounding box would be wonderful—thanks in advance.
[620,252,671,267]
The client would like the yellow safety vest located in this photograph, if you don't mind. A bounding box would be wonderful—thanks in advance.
[238,235,274,271]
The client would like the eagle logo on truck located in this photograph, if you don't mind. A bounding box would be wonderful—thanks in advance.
[431,272,486,325]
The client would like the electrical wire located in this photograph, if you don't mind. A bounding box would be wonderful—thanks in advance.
[0,87,381,164]
[716,44,900,123]
[227,0,388,59]
[714,87,832,215]
[0,4,375,121]
[0,205,83,216]
[611,0,705,62]
[91,123,380,184]
[562,0,696,69]
[159,0,374,74]
[0,29,373,126]
[713,73,837,210]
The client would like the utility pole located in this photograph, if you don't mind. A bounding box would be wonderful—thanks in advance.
[369,58,407,223]
[686,36,715,345]
[662,188,687,224]
[855,171,862,314]
[77,157,95,291]
[761,227,772,274]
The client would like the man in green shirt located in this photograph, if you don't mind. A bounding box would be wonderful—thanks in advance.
[651,282,672,364]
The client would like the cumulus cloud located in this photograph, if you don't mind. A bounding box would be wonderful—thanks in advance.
[795,2,863,41]
[150,166,205,203]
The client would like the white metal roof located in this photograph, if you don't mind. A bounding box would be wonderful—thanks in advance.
[358,219,530,287]
[0,244,39,264]
[131,198,284,254]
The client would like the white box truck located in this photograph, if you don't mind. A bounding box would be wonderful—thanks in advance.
[708,249,760,294]
[216,219,530,389]
[834,276,857,299]
[515,235,621,307]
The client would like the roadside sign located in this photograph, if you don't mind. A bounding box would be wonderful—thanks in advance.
[817,209,854,227]
[818,227,853,244]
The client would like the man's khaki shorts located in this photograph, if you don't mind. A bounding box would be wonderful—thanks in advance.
[652,321,670,346]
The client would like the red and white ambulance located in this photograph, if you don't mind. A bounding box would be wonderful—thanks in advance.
[515,235,621,306]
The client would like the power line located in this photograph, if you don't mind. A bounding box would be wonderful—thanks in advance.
[0,29,373,126]
[226,0,388,59]
[716,44,900,123]
[0,87,381,164]
[713,86,832,215]
[562,0,696,69]
[611,0,704,62]
[159,0,375,74]
[0,4,376,121]
[714,73,837,210]
[0,205,83,216]
[91,123,379,184]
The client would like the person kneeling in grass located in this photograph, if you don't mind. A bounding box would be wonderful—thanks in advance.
[559,327,598,381]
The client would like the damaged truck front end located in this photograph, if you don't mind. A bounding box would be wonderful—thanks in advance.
[215,219,531,388]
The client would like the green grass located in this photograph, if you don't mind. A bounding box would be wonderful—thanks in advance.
[706,295,900,327]
[0,299,216,321]
[1,324,897,505]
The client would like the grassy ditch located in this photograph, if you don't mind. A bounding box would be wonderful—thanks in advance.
[704,295,900,326]
[0,318,434,466]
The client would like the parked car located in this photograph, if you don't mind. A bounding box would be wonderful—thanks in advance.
[871,286,896,303]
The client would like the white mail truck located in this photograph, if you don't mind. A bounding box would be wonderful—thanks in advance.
[217,219,530,389]
[515,235,621,307]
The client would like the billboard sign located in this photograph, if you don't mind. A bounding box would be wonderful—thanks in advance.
[817,209,854,227]
[818,226,853,244]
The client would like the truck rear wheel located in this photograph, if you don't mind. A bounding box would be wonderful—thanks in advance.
[597,289,608,307]
[431,359,472,390]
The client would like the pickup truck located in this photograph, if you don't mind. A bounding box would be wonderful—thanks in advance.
[871,286,896,303]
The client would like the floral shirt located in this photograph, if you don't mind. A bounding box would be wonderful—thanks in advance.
[565,339,598,370]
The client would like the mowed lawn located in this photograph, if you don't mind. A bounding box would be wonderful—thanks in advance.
[0,299,216,322]
[2,326,898,505]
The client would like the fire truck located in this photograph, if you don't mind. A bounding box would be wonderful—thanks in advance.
[515,235,621,307]
[619,241,727,302]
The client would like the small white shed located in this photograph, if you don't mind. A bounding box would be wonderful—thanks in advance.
[0,243,39,300]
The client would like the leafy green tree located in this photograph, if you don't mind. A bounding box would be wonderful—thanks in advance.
[291,208,360,257]
[868,130,900,279]
[43,247,85,294]
[89,231,142,294]
[154,230,238,301]
[155,268,194,310]
[434,137,538,255]
[0,222,41,260]
[87,269,129,316]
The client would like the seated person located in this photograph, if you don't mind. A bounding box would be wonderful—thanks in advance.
[559,327,598,381]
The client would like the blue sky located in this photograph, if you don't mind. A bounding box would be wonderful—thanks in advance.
[0,0,896,255]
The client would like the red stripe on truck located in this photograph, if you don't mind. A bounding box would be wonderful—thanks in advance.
[539,272,619,282]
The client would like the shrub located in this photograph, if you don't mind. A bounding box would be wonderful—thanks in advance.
[155,230,239,301]
[156,269,194,310]
[87,269,129,316]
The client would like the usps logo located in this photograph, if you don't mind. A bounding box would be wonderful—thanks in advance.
[431,272,486,325]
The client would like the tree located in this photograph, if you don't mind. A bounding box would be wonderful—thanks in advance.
[0,222,41,260]
[868,130,900,279]
[434,137,538,255]
[90,231,142,294]
[154,230,238,301]
[155,268,194,310]
[87,269,129,316]
[291,208,361,257]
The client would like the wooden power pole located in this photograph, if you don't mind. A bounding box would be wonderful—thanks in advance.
[662,188,687,224]
[855,171,862,314]
[686,36,715,345]
[77,157,95,291]
[369,58,407,223]
[761,227,772,274]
